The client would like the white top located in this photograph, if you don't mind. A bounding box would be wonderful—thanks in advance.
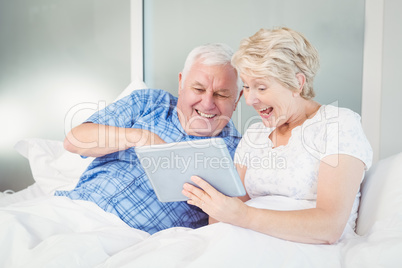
[234,105,373,229]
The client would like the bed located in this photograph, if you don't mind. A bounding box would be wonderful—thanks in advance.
[1,82,402,268]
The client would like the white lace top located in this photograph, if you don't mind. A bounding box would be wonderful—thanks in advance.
[234,105,373,229]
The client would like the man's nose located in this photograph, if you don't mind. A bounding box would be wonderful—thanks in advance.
[201,92,216,110]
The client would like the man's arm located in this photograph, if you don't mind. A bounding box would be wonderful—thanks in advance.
[64,123,165,157]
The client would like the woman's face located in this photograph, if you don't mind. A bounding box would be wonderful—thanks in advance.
[241,74,297,128]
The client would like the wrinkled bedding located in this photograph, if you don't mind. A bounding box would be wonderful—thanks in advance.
[1,195,401,268]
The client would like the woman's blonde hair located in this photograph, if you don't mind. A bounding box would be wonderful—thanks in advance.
[231,27,320,99]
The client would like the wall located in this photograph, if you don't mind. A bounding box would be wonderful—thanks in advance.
[380,0,402,159]
[0,0,131,191]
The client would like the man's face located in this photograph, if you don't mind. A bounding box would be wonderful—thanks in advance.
[176,60,240,136]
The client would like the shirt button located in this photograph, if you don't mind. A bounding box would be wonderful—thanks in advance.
[135,180,140,186]
[112,198,118,203]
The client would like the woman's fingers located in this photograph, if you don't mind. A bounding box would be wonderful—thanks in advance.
[182,184,206,208]
[182,176,219,209]
[190,176,221,199]
[182,175,247,225]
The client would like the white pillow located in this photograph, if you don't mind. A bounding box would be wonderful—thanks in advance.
[356,152,402,235]
[14,138,94,195]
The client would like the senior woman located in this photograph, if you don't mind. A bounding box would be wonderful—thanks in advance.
[182,27,372,244]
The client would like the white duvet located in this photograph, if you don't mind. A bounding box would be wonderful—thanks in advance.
[1,195,401,268]
[2,137,402,267]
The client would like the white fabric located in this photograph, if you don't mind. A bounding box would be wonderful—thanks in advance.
[234,105,373,230]
[1,195,401,268]
[0,196,149,267]
[0,184,45,206]
[356,151,402,235]
[13,138,94,195]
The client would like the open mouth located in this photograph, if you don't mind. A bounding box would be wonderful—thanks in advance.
[258,107,274,116]
[196,109,216,119]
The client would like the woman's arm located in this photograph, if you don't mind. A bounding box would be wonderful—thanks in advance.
[183,154,364,244]
[64,123,165,157]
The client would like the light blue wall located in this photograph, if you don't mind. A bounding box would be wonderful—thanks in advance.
[380,0,402,159]
[143,0,365,134]
[0,0,131,191]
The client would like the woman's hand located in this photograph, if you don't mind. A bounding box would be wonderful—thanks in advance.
[64,123,166,157]
[182,175,249,226]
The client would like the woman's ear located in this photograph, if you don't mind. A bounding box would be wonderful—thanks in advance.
[292,73,306,97]
[296,73,306,91]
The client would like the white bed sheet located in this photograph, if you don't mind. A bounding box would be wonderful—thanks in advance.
[0,196,149,268]
[2,194,401,268]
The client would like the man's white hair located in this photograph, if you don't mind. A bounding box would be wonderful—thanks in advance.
[181,43,242,96]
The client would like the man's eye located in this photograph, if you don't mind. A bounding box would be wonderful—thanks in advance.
[243,86,249,90]
[194,88,205,92]
[215,94,229,99]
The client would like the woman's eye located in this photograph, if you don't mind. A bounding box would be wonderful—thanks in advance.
[243,86,249,90]
[258,87,266,91]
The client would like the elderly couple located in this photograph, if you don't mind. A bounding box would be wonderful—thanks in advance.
[58,27,372,244]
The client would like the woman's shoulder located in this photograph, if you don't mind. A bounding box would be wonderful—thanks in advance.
[318,105,361,123]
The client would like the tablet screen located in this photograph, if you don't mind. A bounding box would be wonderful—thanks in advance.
[134,138,246,202]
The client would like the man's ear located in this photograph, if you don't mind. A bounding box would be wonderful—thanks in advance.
[234,90,243,111]
[178,72,183,95]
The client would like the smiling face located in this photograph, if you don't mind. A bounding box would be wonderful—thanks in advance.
[176,60,240,136]
[241,74,300,129]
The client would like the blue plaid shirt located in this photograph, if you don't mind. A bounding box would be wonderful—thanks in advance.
[55,89,241,234]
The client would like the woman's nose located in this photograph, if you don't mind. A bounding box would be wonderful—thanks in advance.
[245,90,259,106]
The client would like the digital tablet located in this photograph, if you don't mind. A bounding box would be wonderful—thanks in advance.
[134,138,246,202]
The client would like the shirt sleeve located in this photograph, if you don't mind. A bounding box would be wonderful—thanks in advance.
[85,90,148,128]
[322,108,373,170]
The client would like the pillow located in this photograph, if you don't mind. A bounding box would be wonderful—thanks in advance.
[14,138,94,195]
[356,152,402,235]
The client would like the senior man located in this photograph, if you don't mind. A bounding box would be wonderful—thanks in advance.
[56,43,243,234]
